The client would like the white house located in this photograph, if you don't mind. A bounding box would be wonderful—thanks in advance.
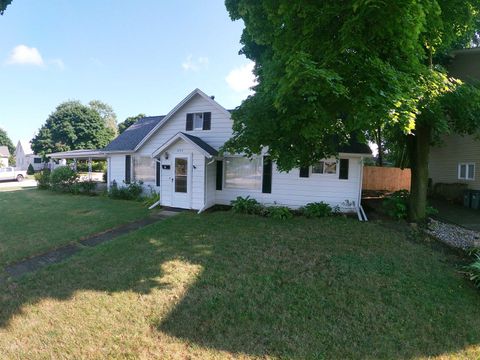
[50,89,371,216]
[15,140,44,171]
[0,146,9,167]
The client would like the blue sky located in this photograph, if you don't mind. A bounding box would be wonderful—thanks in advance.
[0,0,254,144]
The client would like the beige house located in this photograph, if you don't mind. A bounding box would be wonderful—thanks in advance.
[0,146,9,167]
[429,48,480,190]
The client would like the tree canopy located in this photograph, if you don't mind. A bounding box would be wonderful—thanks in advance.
[31,101,116,156]
[0,0,12,14]
[225,0,480,221]
[118,114,145,134]
[0,127,15,154]
[89,100,118,136]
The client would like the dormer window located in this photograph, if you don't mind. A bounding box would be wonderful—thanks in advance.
[186,112,211,131]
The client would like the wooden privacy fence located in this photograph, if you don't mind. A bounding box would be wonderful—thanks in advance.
[362,166,411,191]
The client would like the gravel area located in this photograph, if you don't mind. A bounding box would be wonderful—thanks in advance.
[426,218,480,250]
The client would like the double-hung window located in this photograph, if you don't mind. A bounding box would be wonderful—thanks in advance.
[311,160,338,175]
[458,163,475,180]
[193,113,204,130]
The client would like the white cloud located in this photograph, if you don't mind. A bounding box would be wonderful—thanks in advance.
[225,62,257,93]
[182,55,209,72]
[6,45,44,66]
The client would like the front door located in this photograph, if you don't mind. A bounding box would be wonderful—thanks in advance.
[171,155,191,208]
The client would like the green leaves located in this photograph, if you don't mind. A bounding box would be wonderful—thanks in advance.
[31,101,116,156]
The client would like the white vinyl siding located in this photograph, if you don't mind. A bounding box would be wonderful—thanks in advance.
[430,134,480,190]
[109,154,126,185]
[215,156,362,211]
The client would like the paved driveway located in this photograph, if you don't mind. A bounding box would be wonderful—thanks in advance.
[0,179,37,191]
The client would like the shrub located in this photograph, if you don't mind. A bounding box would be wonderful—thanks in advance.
[34,169,51,190]
[464,249,480,289]
[382,190,409,220]
[71,180,97,195]
[231,196,263,215]
[27,163,35,175]
[266,206,293,219]
[108,180,144,200]
[49,166,78,192]
[300,202,333,218]
[382,190,438,220]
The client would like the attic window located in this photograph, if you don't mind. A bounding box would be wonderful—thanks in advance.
[193,113,203,130]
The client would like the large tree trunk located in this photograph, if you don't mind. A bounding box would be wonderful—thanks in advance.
[407,123,432,222]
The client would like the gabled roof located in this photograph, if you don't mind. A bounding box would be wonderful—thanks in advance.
[133,88,231,151]
[0,146,9,157]
[104,116,165,152]
[151,132,218,158]
[17,140,33,155]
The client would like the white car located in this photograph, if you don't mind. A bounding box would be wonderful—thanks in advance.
[0,167,27,182]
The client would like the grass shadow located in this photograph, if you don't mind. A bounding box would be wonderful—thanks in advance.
[0,212,480,358]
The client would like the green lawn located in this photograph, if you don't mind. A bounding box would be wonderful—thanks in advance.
[0,189,150,267]
[1,211,480,359]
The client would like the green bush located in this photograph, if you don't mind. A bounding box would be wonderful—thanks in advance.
[266,206,293,219]
[27,163,35,175]
[300,202,333,218]
[76,161,107,173]
[71,181,97,195]
[231,196,263,215]
[464,249,480,289]
[49,167,78,192]
[34,169,51,190]
[108,181,144,200]
[383,190,438,220]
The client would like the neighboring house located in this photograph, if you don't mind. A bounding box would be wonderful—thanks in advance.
[15,140,44,171]
[0,146,9,167]
[50,88,372,214]
[429,48,480,190]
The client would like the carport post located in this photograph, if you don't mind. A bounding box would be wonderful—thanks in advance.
[88,157,92,180]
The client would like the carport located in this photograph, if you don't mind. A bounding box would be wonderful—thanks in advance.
[48,149,107,180]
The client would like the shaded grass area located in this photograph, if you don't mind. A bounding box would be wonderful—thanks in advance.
[1,212,480,359]
[0,189,150,267]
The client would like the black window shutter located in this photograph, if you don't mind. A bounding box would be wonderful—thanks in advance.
[155,161,160,187]
[203,112,211,130]
[262,156,272,193]
[125,155,131,184]
[216,160,223,190]
[339,159,349,179]
[299,166,309,178]
[186,113,193,131]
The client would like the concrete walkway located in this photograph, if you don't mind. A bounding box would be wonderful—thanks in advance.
[3,210,181,280]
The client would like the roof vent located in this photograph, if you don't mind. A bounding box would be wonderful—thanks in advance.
[210,95,215,100]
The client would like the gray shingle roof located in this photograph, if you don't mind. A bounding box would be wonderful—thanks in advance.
[0,146,10,157]
[181,132,218,156]
[104,116,165,151]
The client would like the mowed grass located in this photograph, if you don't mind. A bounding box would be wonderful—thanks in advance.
[0,189,150,267]
[1,212,480,359]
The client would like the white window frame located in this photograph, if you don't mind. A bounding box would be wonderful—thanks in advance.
[193,113,204,130]
[223,156,263,191]
[311,159,338,176]
[458,162,475,180]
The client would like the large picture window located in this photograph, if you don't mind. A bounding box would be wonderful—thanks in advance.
[133,156,155,182]
[224,157,262,190]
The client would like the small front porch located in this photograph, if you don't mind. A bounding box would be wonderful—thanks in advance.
[151,132,218,211]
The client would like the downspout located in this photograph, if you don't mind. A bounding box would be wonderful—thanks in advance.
[357,156,368,221]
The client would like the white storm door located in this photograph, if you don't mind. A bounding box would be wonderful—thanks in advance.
[171,154,191,208]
